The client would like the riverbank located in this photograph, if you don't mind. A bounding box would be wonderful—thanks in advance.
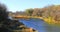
[43,17,60,25]
[12,16,60,25]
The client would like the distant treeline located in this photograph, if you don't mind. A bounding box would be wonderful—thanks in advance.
[9,5,60,21]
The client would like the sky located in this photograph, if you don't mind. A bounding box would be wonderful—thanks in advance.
[0,0,60,12]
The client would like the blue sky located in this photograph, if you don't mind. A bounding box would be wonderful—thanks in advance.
[0,0,60,12]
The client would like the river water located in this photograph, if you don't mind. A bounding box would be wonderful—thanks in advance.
[19,18,60,32]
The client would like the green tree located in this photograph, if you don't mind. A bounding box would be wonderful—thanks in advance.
[25,8,33,16]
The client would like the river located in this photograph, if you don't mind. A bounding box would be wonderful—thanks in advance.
[19,18,60,32]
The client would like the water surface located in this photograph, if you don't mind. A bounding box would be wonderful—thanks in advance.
[19,18,60,32]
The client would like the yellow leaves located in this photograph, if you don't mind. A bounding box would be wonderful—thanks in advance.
[43,16,60,25]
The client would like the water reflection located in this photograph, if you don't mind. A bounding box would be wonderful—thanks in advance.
[19,18,60,32]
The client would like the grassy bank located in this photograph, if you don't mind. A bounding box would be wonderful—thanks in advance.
[43,17,60,26]
[12,16,60,25]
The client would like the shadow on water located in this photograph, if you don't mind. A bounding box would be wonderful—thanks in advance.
[19,18,60,32]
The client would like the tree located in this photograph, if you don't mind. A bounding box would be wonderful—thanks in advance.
[25,8,33,16]
[32,8,43,16]
[0,3,8,21]
[32,8,40,16]
[0,3,11,32]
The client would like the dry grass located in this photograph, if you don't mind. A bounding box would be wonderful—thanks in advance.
[43,17,60,26]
